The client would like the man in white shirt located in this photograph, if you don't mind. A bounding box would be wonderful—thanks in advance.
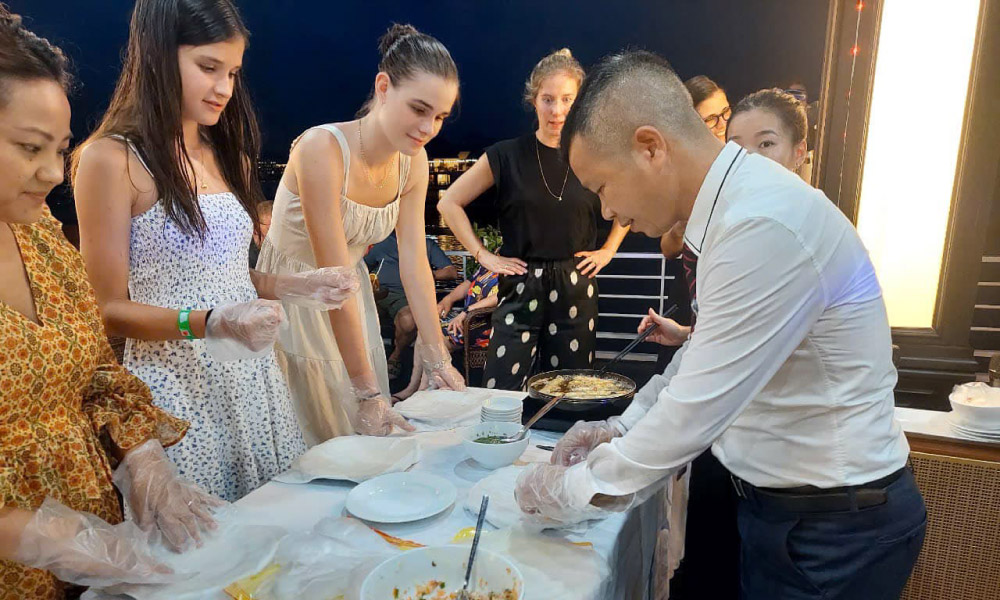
[514,50,926,599]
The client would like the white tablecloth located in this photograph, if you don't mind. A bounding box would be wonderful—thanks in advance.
[87,388,671,599]
[235,426,665,599]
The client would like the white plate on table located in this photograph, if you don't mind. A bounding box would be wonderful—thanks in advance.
[346,472,457,523]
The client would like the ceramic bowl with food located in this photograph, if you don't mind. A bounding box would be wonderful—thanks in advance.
[461,421,529,470]
[360,545,523,600]
[949,382,1000,430]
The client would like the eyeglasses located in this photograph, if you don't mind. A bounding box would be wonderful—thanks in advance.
[703,106,731,129]
[784,88,808,103]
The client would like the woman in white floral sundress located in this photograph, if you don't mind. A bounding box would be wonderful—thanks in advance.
[71,0,356,501]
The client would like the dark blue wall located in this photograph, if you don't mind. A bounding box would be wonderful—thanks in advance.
[10,0,828,161]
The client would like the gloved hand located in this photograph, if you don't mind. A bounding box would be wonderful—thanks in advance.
[514,463,579,525]
[113,440,225,552]
[204,299,286,360]
[271,266,360,310]
[550,419,622,467]
[415,339,466,391]
[13,497,175,587]
[350,372,415,436]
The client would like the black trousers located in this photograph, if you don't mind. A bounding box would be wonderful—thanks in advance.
[483,259,597,391]
[739,468,926,599]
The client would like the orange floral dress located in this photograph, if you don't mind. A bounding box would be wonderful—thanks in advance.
[0,208,188,600]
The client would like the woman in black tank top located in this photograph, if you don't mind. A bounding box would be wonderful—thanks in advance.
[437,49,630,390]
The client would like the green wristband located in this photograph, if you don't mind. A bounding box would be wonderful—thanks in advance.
[178,309,197,340]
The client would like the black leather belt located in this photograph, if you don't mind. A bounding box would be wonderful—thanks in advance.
[730,467,906,513]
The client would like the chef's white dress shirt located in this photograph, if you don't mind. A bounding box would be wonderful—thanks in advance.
[565,142,910,511]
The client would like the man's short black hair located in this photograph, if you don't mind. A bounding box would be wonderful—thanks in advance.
[560,50,702,163]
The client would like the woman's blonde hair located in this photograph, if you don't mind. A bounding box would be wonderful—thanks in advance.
[523,48,584,108]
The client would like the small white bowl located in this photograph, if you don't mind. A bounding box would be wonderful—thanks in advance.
[360,545,524,600]
[949,383,1000,430]
[482,395,523,412]
[462,421,530,470]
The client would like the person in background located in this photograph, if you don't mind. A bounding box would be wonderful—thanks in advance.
[684,75,730,142]
[72,0,357,500]
[254,24,464,442]
[727,88,808,173]
[248,199,273,267]
[659,75,730,261]
[365,231,459,379]
[781,79,817,183]
[438,49,630,391]
[0,8,219,597]
[395,264,500,398]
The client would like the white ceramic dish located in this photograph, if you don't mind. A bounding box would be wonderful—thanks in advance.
[949,383,1000,430]
[481,403,523,424]
[949,414,1000,439]
[346,472,457,523]
[360,545,524,600]
[462,422,530,469]
[482,395,523,412]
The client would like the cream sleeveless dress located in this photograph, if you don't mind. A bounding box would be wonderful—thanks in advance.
[255,124,410,445]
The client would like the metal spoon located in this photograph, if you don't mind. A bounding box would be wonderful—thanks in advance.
[458,494,489,600]
[498,393,565,443]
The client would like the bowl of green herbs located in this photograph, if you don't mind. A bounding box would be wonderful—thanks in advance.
[461,421,529,470]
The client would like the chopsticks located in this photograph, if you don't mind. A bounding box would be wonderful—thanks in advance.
[597,304,679,376]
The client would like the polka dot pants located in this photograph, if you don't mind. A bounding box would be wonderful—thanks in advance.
[483,259,598,390]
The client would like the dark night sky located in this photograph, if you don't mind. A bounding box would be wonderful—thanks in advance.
[10,1,829,161]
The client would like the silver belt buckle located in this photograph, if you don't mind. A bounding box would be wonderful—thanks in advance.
[730,475,748,499]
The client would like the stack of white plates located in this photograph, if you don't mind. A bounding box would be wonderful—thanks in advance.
[481,395,523,423]
[949,415,1000,442]
[948,382,1000,442]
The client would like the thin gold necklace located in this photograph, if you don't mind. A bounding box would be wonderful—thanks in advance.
[357,119,397,190]
[191,145,209,190]
[535,137,569,202]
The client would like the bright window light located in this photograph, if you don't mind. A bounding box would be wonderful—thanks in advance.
[856,0,980,328]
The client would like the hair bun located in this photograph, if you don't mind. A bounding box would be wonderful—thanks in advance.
[378,23,420,57]
[555,48,573,58]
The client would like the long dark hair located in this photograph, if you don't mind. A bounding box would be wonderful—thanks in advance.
[0,5,72,106]
[357,23,459,117]
[72,0,263,238]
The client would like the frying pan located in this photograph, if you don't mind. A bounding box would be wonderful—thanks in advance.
[525,369,636,413]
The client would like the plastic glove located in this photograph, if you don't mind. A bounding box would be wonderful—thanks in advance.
[113,440,226,552]
[415,339,466,391]
[550,419,622,467]
[272,266,360,310]
[13,497,175,587]
[514,463,580,525]
[349,372,415,436]
[205,299,286,360]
